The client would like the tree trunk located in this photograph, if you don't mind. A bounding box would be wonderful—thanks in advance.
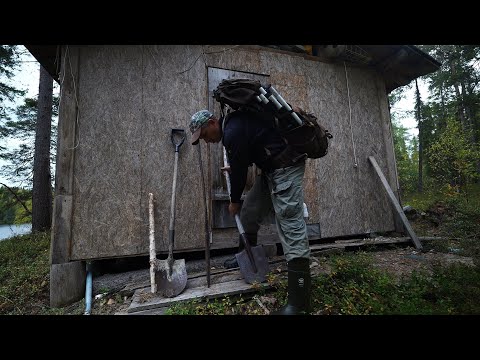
[418,134,423,193]
[415,80,423,193]
[32,65,53,232]
[450,57,467,131]
[439,85,446,131]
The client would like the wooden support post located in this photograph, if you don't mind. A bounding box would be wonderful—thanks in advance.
[51,45,79,265]
[368,156,423,250]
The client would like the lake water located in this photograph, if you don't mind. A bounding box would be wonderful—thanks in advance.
[0,224,32,241]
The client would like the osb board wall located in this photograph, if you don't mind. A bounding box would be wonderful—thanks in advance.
[71,46,209,260]
[330,64,395,236]
[69,45,396,260]
[204,46,396,239]
[300,59,396,237]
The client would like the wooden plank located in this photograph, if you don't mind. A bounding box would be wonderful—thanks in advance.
[375,75,404,233]
[71,46,144,260]
[311,236,442,253]
[50,46,79,264]
[119,270,244,298]
[368,156,423,250]
[316,238,390,250]
[141,45,208,254]
[124,307,168,315]
[187,271,243,288]
[128,279,270,313]
[50,195,73,264]
[311,242,360,251]
[54,45,79,196]
[306,62,368,238]
[50,261,85,307]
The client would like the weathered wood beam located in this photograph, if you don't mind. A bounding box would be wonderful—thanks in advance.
[128,279,270,313]
[368,156,423,250]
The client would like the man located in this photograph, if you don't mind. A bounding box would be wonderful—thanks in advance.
[190,108,311,315]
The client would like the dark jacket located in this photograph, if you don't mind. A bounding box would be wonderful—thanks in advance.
[222,110,287,203]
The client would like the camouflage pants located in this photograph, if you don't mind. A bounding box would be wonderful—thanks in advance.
[240,162,310,262]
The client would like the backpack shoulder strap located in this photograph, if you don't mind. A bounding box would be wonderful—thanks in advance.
[222,110,233,134]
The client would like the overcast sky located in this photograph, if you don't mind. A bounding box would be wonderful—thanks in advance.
[1,46,427,187]
[392,81,430,138]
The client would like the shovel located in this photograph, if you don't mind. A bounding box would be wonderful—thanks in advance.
[156,128,188,297]
[222,147,269,284]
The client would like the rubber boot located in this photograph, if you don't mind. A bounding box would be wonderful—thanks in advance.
[271,257,311,315]
[223,233,258,269]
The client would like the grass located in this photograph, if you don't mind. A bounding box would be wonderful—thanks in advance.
[165,251,480,315]
[0,231,51,315]
[403,184,480,263]
[0,231,83,315]
[316,252,480,315]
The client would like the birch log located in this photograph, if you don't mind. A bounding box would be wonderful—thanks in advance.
[148,193,157,293]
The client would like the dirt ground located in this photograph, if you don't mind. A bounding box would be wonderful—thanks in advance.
[367,246,475,280]
[307,245,475,280]
[69,243,475,315]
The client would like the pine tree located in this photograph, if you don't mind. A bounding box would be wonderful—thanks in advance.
[415,79,424,193]
[32,65,54,232]
[1,95,58,185]
[1,45,26,152]
[419,45,480,177]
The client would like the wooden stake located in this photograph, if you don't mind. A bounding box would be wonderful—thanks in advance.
[148,193,157,293]
[368,156,423,250]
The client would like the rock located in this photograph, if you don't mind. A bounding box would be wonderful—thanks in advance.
[403,205,418,220]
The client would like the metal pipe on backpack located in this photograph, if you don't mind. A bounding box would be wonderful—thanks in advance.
[260,87,283,110]
[268,86,303,125]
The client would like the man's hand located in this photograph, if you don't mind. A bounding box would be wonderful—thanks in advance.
[228,202,241,217]
[221,165,231,174]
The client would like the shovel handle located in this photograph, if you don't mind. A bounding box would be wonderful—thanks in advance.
[224,143,258,274]
[168,129,183,277]
[169,151,179,233]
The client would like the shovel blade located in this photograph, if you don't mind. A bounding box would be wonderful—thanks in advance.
[156,259,188,298]
[235,245,269,284]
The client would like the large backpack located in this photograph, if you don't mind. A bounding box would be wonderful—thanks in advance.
[213,78,333,159]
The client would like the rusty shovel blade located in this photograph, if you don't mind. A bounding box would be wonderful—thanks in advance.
[235,245,269,284]
[155,258,188,298]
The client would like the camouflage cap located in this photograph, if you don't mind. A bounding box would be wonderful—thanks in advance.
[190,109,213,145]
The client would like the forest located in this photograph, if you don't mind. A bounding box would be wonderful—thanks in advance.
[389,45,479,201]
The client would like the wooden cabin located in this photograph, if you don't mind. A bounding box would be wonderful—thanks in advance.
[26,45,440,306]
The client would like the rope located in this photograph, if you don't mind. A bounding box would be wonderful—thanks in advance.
[344,61,358,168]
[174,45,241,75]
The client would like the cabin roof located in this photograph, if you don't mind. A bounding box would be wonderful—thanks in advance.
[25,45,441,92]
